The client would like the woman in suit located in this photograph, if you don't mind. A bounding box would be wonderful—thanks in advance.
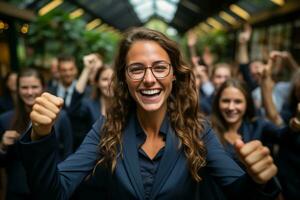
[69,64,114,147]
[210,79,284,167]
[19,28,279,199]
[260,53,300,199]
[0,68,73,200]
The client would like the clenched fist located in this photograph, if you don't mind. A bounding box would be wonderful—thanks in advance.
[234,139,277,184]
[30,92,64,141]
[0,130,20,150]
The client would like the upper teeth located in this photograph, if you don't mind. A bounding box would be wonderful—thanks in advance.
[141,89,160,95]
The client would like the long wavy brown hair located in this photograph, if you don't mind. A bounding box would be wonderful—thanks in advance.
[211,79,256,144]
[11,68,45,133]
[96,27,207,182]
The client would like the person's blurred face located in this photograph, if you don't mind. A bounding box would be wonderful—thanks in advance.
[193,65,206,90]
[212,67,231,90]
[98,68,114,98]
[58,61,77,87]
[50,58,59,79]
[6,73,17,92]
[19,76,43,107]
[125,40,174,114]
[249,61,264,82]
[219,86,247,126]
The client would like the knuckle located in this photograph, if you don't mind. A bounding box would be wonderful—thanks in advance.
[254,140,262,147]
[250,165,258,174]
[32,104,39,111]
[267,156,273,164]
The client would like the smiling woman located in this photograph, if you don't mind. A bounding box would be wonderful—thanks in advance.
[0,68,73,199]
[210,78,290,170]
[19,28,280,200]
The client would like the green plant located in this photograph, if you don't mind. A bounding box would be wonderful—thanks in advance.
[196,30,230,61]
[25,9,120,68]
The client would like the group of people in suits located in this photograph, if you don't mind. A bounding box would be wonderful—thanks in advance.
[0,26,299,200]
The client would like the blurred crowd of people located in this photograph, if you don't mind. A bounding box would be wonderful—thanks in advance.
[0,24,299,200]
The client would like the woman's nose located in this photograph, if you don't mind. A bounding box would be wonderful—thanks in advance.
[143,68,156,84]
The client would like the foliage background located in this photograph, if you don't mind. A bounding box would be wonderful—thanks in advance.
[25,9,120,69]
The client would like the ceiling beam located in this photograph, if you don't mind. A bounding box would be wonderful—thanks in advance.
[0,1,36,21]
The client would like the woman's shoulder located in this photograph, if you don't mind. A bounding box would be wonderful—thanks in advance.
[92,115,106,131]
[0,110,15,124]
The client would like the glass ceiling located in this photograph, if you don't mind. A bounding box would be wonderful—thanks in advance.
[129,0,180,23]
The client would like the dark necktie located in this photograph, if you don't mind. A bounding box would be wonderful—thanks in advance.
[63,90,68,105]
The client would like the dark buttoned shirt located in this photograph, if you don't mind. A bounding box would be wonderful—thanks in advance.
[136,117,168,199]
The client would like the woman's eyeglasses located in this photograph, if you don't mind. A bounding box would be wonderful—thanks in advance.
[126,61,171,80]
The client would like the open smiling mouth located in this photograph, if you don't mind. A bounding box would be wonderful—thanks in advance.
[140,89,162,97]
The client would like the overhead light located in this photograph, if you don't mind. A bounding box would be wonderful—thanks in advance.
[21,24,29,34]
[207,18,224,30]
[96,24,107,31]
[86,19,101,30]
[200,23,212,33]
[70,8,84,19]
[219,11,237,25]
[133,1,154,22]
[39,0,63,16]
[270,0,285,6]
[0,20,4,29]
[156,0,177,22]
[229,4,250,20]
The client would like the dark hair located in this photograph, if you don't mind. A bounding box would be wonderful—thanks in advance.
[2,71,17,95]
[96,27,207,181]
[57,54,75,66]
[211,79,256,144]
[11,68,44,133]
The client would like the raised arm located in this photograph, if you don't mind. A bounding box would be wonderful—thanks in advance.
[76,53,103,94]
[282,51,299,71]
[260,52,284,126]
[237,23,251,65]
[19,92,104,199]
[187,30,198,59]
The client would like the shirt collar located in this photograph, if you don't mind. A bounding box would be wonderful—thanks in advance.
[134,112,169,137]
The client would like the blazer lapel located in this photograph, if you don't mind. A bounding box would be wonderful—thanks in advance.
[150,120,181,200]
[239,121,251,142]
[122,114,145,200]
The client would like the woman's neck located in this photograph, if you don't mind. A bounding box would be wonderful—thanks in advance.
[137,106,166,138]
[227,120,242,133]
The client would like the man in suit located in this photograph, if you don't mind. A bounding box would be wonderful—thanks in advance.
[48,54,78,108]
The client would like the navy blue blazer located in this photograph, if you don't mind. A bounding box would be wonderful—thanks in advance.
[276,128,300,199]
[19,113,280,200]
[222,119,282,167]
[67,90,102,149]
[0,94,14,114]
[0,109,73,197]
[239,63,258,92]
[272,103,300,199]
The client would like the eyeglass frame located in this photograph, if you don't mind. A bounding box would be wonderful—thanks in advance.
[125,61,172,80]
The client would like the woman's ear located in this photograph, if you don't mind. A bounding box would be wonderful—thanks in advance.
[172,76,176,81]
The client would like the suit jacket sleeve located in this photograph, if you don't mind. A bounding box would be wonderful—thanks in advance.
[203,126,281,199]
[18,116,104,200]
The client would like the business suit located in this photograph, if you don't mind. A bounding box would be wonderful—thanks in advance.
[0,94,14,114]
[277,104,300,199]
[222,118,282,167]
[0,110,73,200]
[19,113,280,200]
